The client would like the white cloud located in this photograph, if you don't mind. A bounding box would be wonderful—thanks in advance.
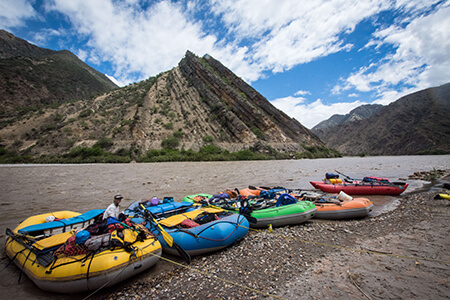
[0,0,37,29]
[270,96,366,129]
[333,2,450,104]
[210,0,390,74]
[3,0,447,123]
[45,0,251,86]
[76,49,88,62]
[41,0,402,85]
[294,90,311,96]
[105,74,122,87]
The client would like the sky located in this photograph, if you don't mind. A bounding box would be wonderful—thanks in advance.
[1,0,449,128]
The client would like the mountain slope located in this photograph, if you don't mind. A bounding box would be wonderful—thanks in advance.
[314,83,450,155]
[312,104,383,132]
[0,30,117,116]
[0,50,332,160]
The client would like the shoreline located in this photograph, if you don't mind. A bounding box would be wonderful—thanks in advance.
[102,186,450,300]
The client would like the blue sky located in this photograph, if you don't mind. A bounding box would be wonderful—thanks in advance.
[1,0,449,128]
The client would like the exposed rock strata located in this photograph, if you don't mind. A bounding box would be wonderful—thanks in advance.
[0,49,327,156]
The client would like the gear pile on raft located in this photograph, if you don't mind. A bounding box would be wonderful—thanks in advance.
[5,171,411,294]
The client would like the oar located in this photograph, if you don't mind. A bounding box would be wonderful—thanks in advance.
[334,170,359,181]
[248,185,264,190]
[140,204,173,246]
[249,185,314,192]
[140,204,191,264]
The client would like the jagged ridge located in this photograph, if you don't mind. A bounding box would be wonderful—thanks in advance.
[0,50,330,159]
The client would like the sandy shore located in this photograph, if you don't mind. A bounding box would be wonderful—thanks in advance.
[101,188,450,300]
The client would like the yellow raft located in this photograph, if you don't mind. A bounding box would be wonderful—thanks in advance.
[5,210,162,294]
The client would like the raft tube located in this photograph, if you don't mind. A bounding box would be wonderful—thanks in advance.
[5,210,161,294]
[310,181,408,195]
[313,198,374,219]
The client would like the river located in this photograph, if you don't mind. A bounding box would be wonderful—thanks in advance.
[0,155,449,299]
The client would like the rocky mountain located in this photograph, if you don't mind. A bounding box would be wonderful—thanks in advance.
[312,104,383,132]
[0,47,332,160]
[313,83,450,155]
[0,30,117,116]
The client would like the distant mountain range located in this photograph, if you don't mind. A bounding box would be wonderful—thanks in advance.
[0,30,117,116]
[312,104,383,131]
[0,30,331,160]
[313,83,450,155]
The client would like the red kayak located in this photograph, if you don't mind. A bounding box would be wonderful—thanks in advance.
[310,178,408,195]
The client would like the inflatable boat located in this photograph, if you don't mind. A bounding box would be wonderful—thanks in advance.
[214,198,316,228]
[310,172,408,195]
[300,192,373,219]
[126,199,249,257]
[185,190,316,229]
[5,210,161,294]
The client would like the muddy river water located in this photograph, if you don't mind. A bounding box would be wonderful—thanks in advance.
[0,155,449,299]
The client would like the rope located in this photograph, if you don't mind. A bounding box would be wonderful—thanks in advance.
[81,258,132,300]
[82,241,158,300]
[1,239,25,272]
[0,250,24,272]
[80,214,450,300]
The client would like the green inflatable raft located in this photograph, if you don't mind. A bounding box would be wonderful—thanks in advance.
[183,193,316,229]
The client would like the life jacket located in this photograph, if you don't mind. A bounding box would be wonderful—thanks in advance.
[110,228,140,251]
[224,189,238,198]
[107,222,124,233]
[122,218,133,227]
[239,188,261,197]
[192,195,208,203]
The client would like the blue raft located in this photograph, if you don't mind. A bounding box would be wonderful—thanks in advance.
[125,199,249,256]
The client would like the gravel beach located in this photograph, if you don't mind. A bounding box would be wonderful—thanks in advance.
[100,184,449,300]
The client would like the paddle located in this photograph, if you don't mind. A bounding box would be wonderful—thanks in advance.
[334,170,358,181]
[139,204,191,264]
[248,185,315,193]
[248,185,287,190]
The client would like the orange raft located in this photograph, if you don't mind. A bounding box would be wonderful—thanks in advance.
[300,192,373,220]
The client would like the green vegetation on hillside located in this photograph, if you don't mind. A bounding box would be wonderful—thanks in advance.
[0,143,341,164]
